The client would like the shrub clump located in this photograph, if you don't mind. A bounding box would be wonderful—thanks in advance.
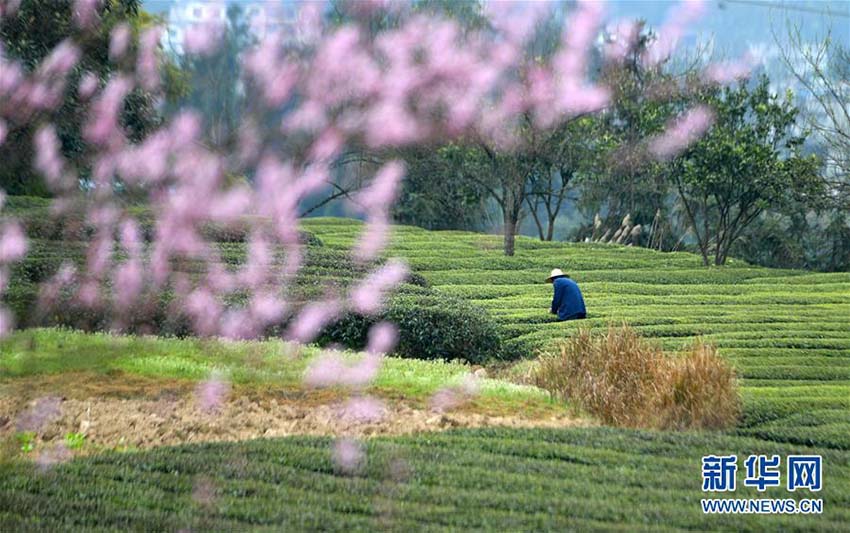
[320,289,514,364]
[533,325,741,430]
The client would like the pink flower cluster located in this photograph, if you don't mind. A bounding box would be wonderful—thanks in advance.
[0,192,27,335]
[15,396,62,433]
[0,1,725,344]
[0,4,739,477]
[195,372,231,413]
[649,105,715,159]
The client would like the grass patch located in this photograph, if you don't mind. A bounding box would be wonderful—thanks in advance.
[0,328,551,411]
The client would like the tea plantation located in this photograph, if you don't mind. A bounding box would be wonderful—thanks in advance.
[2,429,849,531]
[2,215,849,530]
[303,218,850,452]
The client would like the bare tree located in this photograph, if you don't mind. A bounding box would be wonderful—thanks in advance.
[775,23,850,203]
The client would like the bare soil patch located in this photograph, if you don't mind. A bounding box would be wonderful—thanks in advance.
[0,373,586,453]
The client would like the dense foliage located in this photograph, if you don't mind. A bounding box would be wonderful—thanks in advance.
[322,290,509,363]
[671,76,824,266]
[0,0,169,196]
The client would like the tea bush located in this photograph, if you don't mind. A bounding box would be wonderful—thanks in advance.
[320,290,510,363]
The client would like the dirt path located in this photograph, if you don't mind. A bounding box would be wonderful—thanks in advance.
[0,373,587,453]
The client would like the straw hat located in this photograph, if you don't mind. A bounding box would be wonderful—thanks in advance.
[546,268,566,283]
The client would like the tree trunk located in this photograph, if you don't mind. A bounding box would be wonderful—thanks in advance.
[546,214,556,241]
[503,217,517,256]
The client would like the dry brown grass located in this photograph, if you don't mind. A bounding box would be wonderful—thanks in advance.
[533,325,741,430]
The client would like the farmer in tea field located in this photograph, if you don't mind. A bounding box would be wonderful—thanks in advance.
[546,268,587,321]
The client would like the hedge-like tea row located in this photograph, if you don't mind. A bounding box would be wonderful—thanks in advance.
[1,428,848,531]
[3,224,505,362]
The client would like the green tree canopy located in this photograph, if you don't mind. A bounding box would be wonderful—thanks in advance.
[672,75,824,266]
[0,0,172,197]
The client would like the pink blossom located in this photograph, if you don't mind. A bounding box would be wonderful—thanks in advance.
[344,353,382,388]
[221,309,257,339]
[109,23,131,61]
[249,292,285,324]
[37,40,81,79]
[73,0,100,29]
[137,27,161,92]
[365,100,424,147]
[353,217,389,262]
[84,75,132,145]
[702,56,754,84]
[78,72,99,99]
[239,236,272,287]
[0,0,21,18]
[309,128,344,162]
[604,20,639,61]
[340,396,386,424]
[332,438,364,474]
[184,23,224,55]
[486,1,547,44]
[113,259,143,310]
[429,374,480,413]
[196,372,230,413]
[209,187,251,223]
[119,219,143,257]
[35,443,72,472]
[346,0,392,16]
[304,351,382,389]
[558,0,605,81]
[243,36,298,107]
[16,396,62,432]
[296,3,323,43]
[170,111,202,146]
[304,352,347,388]
[0,56,24,97]
[186,289,223,336]
[86,232,114,277]
[649,105,715,159]
[33,125,65,185]
[644,0,706,66]
[429,387,462,413]
[349,260,409,314]
[76,280,100,307]
[286,300,340,343]
[38,262,76,307]
[355,161,405,213]
[366,321,398,355]
[308,26,380,108]
[0,119,7,145]
[0,222,27,262]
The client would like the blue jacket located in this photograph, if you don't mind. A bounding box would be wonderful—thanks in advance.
[551,277,586,321]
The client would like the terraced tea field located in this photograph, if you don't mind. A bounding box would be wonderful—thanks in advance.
[2,216,849,531]
[303,218,850,451]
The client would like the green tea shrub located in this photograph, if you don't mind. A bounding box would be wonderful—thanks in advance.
[320,288,516,363]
